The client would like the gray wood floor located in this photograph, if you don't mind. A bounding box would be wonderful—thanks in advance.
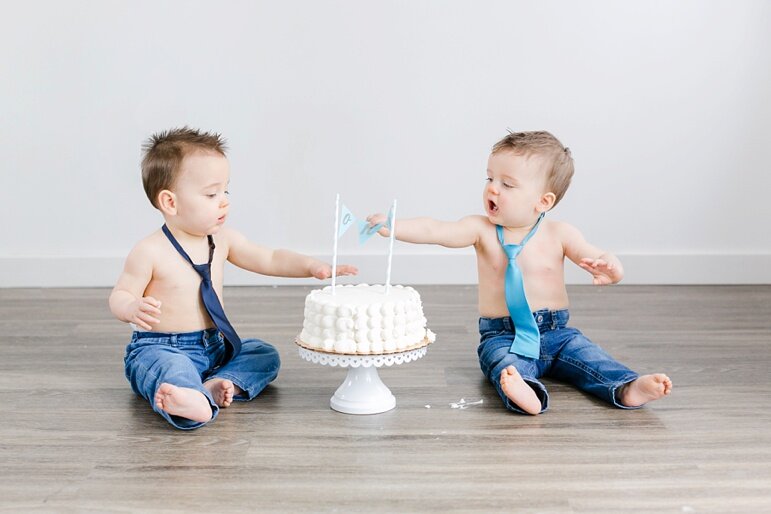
[1,285,770,513]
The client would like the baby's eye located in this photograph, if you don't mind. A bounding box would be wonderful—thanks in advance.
[206,193,217,198]
[224,190,230,195]
[485,177,492,183]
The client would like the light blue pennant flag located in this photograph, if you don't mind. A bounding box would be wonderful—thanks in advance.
[338,204,356,239]
[358,219,383,245]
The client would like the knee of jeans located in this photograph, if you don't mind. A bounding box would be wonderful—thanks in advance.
[125,345,161,378]
[243,340,281,370]
[478,349,501,378]
[479,339,512,366]
[267,348,281,371]
[128,345,198,386]
[562,332,611,361]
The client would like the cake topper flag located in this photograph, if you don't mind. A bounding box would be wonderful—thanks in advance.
[357,219,383,245]
[385,205,394,230]
[338,204,356,239]
[335,202,383,245]
[331,195,398,296]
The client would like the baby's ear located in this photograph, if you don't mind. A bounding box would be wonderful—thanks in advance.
[157,190,177,215]
[537,192,557,213]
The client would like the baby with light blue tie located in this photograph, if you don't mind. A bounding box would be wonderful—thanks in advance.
[110,127,357,429]
[367,130,671,415]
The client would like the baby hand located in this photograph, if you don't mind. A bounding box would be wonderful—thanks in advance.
[309,263,359,280]
[578,258,621,285]
[127,296,162,331]
[365,213,391,237]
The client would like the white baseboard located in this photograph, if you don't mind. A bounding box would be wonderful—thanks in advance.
[1,254,770,287]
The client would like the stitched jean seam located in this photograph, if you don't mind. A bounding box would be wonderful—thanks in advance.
[556,354,614,384]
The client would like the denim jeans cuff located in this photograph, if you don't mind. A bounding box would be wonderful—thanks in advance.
[610,375,643,410]
[209,372,257,401]
[157,386,219,430]
[498,378,549,415]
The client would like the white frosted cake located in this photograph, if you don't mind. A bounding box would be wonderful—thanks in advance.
[297,284,436,354]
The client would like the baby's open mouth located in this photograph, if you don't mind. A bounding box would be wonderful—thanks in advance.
[488,200,498,213]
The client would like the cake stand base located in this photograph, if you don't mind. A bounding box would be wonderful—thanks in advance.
[330,365,396,414]
[296,344,429,415]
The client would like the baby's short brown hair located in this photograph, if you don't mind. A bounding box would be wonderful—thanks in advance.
[492,130,574,206]
[141,126,227,209]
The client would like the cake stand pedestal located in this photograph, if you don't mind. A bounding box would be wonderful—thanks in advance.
[296,345,429,415]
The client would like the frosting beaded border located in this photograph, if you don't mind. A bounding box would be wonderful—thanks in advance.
[295,335,432,356]
[297,344,429,368]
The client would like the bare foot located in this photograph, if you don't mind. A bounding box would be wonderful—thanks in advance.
[618,374,673,407]
[154,383,213,423]
[204,378,241,408]
[500,366,542,415]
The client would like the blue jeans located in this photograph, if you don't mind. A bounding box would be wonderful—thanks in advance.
[478,309,639,414]
[124,328,280,430]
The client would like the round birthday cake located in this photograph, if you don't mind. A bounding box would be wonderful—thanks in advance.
[297,284,435,354]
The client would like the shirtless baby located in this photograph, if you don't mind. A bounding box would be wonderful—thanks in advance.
[110,127,357,429]
[368,131,671,414]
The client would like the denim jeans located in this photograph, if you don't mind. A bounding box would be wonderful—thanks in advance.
[124,328,280,430]
[478,309,639,414]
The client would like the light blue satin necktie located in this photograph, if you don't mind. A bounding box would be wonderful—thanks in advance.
[496,213,545,359]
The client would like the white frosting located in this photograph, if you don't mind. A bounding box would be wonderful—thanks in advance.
[299,284,433,354]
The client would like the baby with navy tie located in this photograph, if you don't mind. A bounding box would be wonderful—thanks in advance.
[367,130,671,415]
[109,127,357,429]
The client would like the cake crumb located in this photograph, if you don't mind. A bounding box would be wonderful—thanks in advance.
[449,398,484,409]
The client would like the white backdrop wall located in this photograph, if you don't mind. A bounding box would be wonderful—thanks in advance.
[1,0,770,287]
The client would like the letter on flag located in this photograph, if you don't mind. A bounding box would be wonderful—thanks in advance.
[338,204,356,239]
[358,220,383,245]
[335,200,387,245]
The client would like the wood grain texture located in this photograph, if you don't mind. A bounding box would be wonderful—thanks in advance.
[1,285,769,513]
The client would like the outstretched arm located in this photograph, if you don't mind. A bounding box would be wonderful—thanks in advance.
[226,228,358,279]
[366,214,483,249]
[560,222,624,285]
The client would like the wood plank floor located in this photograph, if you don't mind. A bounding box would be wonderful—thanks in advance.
[1,285,770,513]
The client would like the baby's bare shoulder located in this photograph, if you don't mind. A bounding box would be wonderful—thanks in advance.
[115,230,167,283]
[213,226,248,255]
[464,214,491,223]
[545,219,580,237]
[542,219,586,250]
[461,214,493,231]
[470,216,500,251]
[125,229,167,263]
[135,229,166,252]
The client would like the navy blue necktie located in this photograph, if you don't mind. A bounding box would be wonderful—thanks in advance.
[162,224,242,363]
[496,213,544,359]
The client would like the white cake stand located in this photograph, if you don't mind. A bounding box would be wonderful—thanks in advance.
[296,343,430,415]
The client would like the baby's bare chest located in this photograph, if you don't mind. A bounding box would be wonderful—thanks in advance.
[148,252,226,296]
[480,237,564,277]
